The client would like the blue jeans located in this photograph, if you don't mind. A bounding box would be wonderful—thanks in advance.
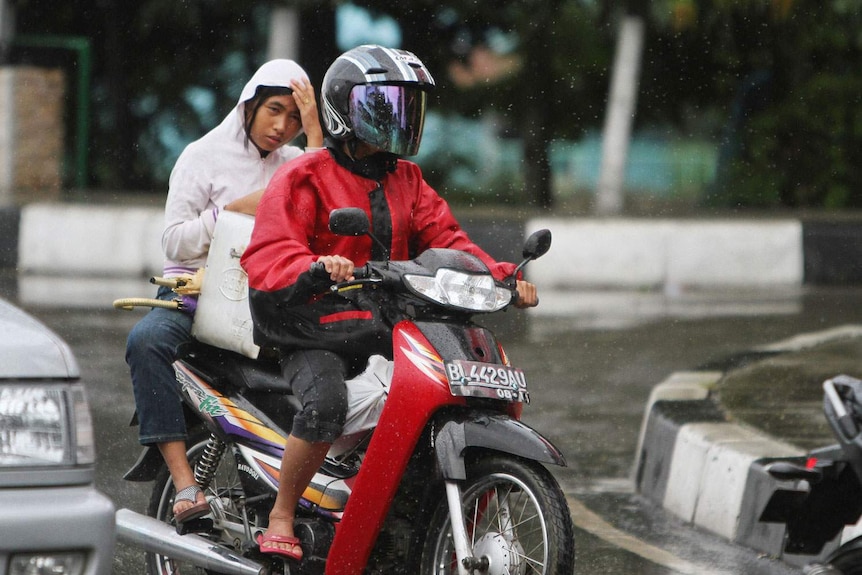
[125,286,193,445]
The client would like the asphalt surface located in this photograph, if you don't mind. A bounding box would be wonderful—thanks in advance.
[716,333,861,452]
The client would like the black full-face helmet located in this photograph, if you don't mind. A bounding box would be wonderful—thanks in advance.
[322,45,436,156]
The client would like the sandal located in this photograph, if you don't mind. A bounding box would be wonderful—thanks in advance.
[257,532,303,561]
[174,485,211,524]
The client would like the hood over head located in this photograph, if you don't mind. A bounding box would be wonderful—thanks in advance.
[227,59,311,144]
[238,59,310,105]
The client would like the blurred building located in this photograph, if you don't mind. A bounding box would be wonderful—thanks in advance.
[0,66,65,206]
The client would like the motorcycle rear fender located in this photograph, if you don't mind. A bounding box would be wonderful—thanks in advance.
[435,415,567,481]
[122,404,202,482]
[123,444,163,482]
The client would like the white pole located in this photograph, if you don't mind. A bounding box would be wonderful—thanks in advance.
[596,15,644,216]
[267,5,299,61]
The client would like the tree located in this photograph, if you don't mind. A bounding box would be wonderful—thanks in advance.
[9,0,616,203]
[15,0,859,210]
[12,0,282,189]
[359,0,611,209]
[647,0,862,208]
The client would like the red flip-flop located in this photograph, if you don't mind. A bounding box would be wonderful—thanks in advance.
[257,532,303,561]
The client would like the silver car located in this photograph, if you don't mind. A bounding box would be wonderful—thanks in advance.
[0,297,115,575]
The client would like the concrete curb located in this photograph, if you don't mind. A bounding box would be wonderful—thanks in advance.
[633,372,807,562]
[18,204,164,277]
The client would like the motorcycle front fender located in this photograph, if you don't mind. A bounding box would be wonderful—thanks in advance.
[434,415,567,481]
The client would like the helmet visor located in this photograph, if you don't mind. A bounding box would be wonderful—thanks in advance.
[348,84,427,156]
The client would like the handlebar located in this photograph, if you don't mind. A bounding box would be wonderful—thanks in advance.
[309,261,372,281]
[309,259,523,304]
[825,378,861,439]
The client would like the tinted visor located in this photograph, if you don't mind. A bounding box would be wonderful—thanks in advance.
[348,84,427,156]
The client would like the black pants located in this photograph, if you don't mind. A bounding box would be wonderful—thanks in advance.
[279,348,360,443]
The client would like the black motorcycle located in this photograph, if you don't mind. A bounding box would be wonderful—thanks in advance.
[759,374,862,574]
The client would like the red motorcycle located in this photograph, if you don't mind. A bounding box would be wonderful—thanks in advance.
[115,208,575,575]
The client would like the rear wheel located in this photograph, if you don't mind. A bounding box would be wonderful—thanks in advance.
[420,455,575,575]
[145,433,253,575]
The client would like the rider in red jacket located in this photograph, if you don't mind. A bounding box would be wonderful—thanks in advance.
[242,146,519,349]
[241,45,537,561]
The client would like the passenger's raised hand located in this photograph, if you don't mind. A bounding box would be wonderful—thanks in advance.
[291,78,323,148]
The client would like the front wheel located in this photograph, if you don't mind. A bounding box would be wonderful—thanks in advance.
[420,455,575,575]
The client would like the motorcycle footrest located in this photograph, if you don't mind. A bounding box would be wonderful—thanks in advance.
[175,517,214,535]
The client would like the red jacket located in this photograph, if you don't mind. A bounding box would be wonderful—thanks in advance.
[241,148,516,349]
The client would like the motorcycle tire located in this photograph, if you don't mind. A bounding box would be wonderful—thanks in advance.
[825,550,862,574]
[420,455,575,575]
[145,432,252,575]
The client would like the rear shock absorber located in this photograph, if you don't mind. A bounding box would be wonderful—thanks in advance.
[194,434,226,490]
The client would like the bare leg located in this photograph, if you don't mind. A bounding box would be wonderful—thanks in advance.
[260,435,331,556]
[158,440,206,514]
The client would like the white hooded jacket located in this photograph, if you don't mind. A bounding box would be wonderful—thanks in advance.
[161,59,311,277]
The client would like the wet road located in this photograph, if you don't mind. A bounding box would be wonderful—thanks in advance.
[8,276,862,574]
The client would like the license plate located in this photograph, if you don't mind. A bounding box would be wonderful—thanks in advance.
[445,360,530,404]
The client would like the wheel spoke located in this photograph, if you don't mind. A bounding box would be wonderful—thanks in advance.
[420,457,574,575]
[148,439,251,575]
[450,475,547,573]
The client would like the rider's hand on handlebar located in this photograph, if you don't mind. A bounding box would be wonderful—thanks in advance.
[316,255,355,282]
[514,280,538,308]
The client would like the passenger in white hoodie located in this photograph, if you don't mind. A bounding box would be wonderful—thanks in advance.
[125,59,323,527]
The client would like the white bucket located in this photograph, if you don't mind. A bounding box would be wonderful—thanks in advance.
[191,211,260,359]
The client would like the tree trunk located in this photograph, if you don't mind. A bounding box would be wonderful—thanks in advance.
[596,14,644,216]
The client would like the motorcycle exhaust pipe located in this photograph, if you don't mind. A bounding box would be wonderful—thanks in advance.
[115,508,268,575]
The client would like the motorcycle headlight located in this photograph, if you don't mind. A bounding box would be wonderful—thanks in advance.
[404,269,512,312]
[0,383,95,466]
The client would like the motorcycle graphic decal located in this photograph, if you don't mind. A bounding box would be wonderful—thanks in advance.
[240,446,350,516]
[237,444,282,488]
[175,362,286,450]
[398,330,447,385]
[175,365,227,417]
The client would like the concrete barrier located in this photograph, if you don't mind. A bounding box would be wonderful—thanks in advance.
[526,217,804,290]
[18,204,164,277]
[6,203,860,292]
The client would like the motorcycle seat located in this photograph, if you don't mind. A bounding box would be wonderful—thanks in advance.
[181,341,292,394]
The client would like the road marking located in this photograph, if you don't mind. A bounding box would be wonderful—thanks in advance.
[566,496,734,575]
